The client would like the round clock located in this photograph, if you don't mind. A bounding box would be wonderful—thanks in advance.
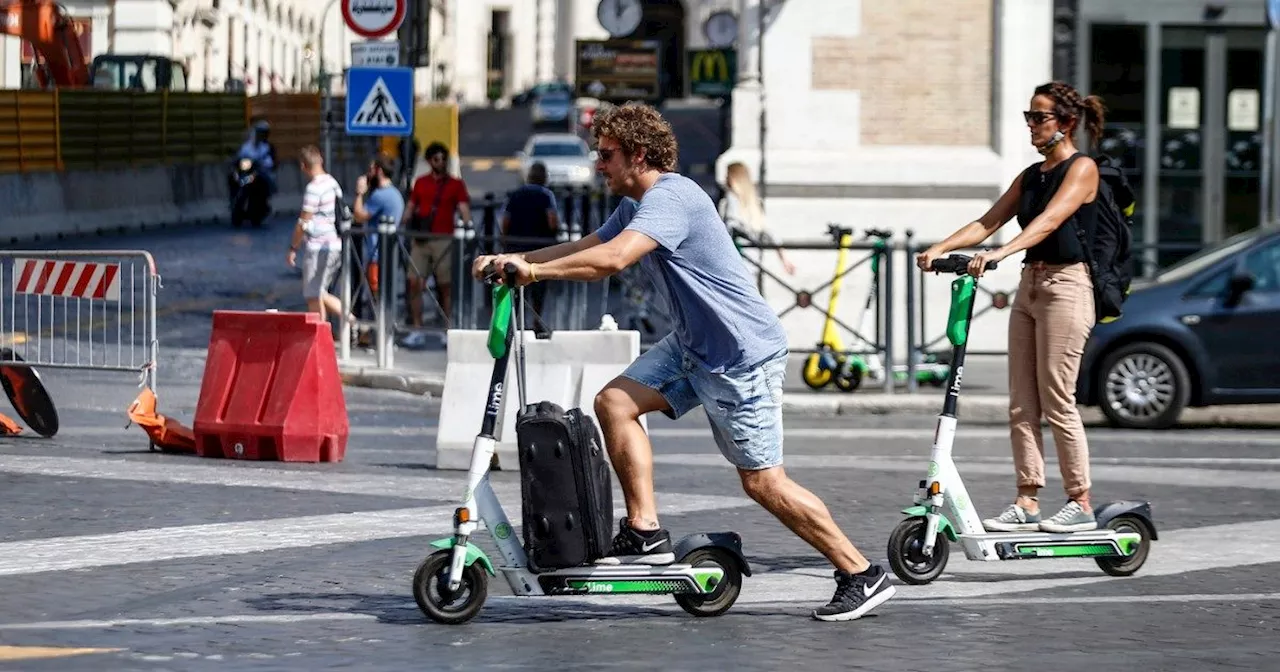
[598,0,643,38]
[703,10,738,48]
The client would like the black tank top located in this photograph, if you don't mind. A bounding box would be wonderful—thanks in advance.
[1016,153,1098,264]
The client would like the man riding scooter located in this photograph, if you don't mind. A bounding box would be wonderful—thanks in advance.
[228,120,278,227]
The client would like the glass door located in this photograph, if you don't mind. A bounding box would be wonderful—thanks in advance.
[1222,28,1268,240]
[1156,26,1270,265]
[1157,27,1207,266]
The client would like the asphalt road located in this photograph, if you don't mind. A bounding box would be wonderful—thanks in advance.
[1,360,1278,670]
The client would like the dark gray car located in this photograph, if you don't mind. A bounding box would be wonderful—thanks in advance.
[1075,227,1280,429]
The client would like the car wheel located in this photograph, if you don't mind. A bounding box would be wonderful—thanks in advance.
[1097,342,1191,429]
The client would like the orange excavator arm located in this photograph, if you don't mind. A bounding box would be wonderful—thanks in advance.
[1,0,90,87]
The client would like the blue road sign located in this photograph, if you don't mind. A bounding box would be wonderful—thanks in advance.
[1270,0,1280,30]
[345,66,414,136]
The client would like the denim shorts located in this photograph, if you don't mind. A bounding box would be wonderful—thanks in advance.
[621,334,787,471]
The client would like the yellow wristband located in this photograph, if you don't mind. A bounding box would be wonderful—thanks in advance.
[529,263,538,283]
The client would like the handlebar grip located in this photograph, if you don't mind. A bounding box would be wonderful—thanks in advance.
[864,228,892,239]
[503,262,520,283]
[928,254,998,275]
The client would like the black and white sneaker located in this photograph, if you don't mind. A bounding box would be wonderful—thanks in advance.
[594,518,675,565]
[812,564,897,622]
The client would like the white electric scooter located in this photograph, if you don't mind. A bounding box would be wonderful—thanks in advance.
[886,254,1157,585]
[412,263,751,624]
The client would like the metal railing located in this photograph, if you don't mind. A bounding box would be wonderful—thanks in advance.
[331,192,1223,395]
[0,250,160,394]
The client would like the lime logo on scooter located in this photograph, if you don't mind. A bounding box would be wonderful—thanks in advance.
[928,462,939,477]
[488,382,504,416]
[493,523,512,540]
[949,365,964,396]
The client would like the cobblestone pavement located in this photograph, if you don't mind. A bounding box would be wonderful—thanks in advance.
[1,358,1279,670]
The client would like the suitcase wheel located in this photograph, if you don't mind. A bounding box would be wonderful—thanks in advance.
[536,516,551,537]
[564,513,576,530]
[555,441,565,458]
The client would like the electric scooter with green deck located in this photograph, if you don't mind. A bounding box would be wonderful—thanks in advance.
[886,254,1157,585]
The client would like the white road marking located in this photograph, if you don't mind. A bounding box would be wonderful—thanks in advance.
[0,455,494,501]
[0,506,455,576]
[0,490,751,577]
[653,453,1280,489]
[0,613,378,630]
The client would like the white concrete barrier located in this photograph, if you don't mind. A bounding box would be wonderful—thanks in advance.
[435,328,643,470]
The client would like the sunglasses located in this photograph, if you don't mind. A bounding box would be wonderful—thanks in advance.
[1022,110,1058,125]
[596,148,617,163]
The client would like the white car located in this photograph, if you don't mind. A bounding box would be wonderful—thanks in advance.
[516,133,599,189]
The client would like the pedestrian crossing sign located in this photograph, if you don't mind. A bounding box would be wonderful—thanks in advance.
[345,66,414,137]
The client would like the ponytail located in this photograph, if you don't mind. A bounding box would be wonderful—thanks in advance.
[1082,94,1107,150]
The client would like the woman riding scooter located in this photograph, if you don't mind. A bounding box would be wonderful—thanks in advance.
[916,81,1106,535]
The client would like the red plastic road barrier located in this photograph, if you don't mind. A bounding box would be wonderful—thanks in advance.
[192,310,349,462]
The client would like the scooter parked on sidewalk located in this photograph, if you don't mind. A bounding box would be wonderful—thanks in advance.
[886,254,1157,585]
[412,263,751,625]
[802,227,948,392]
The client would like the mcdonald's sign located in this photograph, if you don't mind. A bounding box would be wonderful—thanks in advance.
[688,48,736,98]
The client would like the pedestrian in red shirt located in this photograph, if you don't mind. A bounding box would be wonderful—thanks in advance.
[401,142,472,347]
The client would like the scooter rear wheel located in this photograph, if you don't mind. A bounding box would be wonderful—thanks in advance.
[887,517,949,585]
[1095,514,1153,577]
[674,548,742,617]
[413,549,489,625]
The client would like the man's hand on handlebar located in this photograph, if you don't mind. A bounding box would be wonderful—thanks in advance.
[472,254,518,281]
[475,254,535,287]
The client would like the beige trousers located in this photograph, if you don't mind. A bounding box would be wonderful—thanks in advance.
[1007,261,1096,498]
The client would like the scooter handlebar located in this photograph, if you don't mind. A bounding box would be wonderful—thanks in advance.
[864,228,892,239]
[929,254,998,275]
[482,262,522,287]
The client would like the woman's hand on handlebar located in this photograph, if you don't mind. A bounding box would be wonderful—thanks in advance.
[967,249,1006,278]
[916,246,945,272]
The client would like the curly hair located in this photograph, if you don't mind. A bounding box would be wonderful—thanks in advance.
[590,101,679,172]
[1034,81,1107,150]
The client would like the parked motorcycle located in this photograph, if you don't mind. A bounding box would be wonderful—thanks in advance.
[229,157,271,228]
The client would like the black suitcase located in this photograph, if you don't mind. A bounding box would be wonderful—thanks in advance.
[515,400,615,572]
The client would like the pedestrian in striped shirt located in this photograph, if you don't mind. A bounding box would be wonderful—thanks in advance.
[289,145,354,331]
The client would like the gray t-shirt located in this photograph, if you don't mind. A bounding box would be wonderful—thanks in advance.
[596,173,788,373]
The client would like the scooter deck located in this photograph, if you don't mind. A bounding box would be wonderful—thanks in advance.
[503,563,726,596]
[959,529,1143,560]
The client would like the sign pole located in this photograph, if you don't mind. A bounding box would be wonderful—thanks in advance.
[399,0,418,192]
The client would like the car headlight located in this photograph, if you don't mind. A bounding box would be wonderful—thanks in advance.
[572,165,591,178]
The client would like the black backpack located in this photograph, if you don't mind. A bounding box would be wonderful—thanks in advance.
[1085,154,1136,323]
[1023,153,1136,323]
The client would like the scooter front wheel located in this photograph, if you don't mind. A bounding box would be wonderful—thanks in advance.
[413,549,489,624]
[802,353,834,390]
[887,517,949,585]
[674,548,743,617]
